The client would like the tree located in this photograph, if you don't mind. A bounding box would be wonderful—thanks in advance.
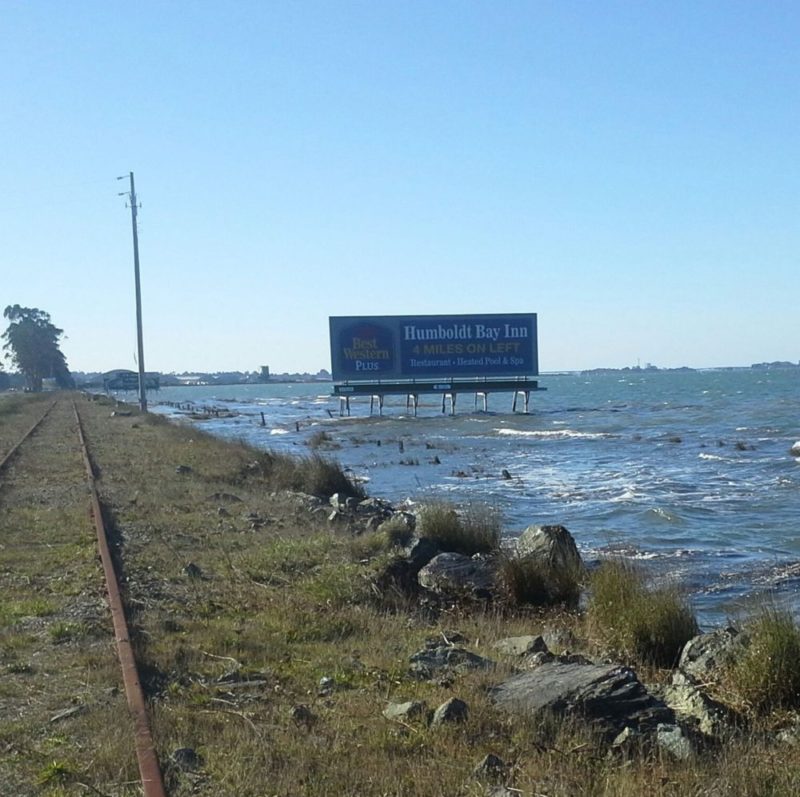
[2,305,74,391]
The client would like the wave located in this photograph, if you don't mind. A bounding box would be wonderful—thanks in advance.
[495,428,615,440]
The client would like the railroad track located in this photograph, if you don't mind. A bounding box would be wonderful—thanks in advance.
[0,396,166,796]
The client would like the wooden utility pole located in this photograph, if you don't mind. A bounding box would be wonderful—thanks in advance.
[118,172,148,412]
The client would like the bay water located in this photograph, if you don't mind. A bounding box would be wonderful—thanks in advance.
[145,368,800,627]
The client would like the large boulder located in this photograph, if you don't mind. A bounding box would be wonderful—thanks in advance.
[678,626,748,683]
[516,524,583,572]
[417,552,496,599]
[489,660,674,739]
[661,671,736,738]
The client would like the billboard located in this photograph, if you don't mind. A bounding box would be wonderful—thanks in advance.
[329,314,538,381]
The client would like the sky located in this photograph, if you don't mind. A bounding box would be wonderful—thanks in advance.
[1,1,798,374]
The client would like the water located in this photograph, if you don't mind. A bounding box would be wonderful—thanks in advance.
[138,369,800,627]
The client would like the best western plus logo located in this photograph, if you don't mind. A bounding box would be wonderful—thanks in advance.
[339,323,395,375]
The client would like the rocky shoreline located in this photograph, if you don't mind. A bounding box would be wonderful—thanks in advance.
[321,493,800,765]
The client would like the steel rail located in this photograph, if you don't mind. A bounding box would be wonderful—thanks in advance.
[72,401,167,797]
[0,400,57,474]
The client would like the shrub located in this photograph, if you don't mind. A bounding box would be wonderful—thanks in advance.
[498,554,582,608]
[247,450,364,500]
[307,430,338,450]
[378,515,414,548]
[726,606,800,715]
[586,560,698,667]
[417,501,501,556]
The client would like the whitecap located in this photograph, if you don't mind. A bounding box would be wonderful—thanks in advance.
[495,429,614,440]
[269,428,290,435]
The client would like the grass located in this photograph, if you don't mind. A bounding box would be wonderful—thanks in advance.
[416,501,501,555]
[376,513,415,547]
[307,429,339,450]
[586,559,698,667]
[243,449,364,499]
[10,392,800,796]
[724,605,800,715]
[498,554,583,608]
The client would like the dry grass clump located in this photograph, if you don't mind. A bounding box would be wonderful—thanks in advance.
[246,450,364,499]
[724,606,800,715]
[417,501,501,555]
[306,429,339,450]
[498,555,583,609]
[586,560,698,667]
[377,514,415,547]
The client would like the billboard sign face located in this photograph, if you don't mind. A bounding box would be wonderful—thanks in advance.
[330,314,538,381]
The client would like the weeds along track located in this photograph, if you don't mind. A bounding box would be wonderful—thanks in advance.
[0,396,165,796]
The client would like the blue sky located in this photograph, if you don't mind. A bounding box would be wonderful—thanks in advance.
[2,1,798,373]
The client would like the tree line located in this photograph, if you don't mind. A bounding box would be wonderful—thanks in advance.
[1,305,74,391]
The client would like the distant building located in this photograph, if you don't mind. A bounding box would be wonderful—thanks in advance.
[259,365,270,382]
[103,369,160,391]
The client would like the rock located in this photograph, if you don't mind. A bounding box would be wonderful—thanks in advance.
[501,469,512,480]
[791,441,800,457]
[656,722,695,760]
[417,552,496,598]
[409,645,495,680]
[662,670,734,737]
[329,493,347,511]
[318,676,335,695]
[364,515,383,533]
[328,509,348,527]
[678,626,747,683]
[520,650,557,668]
[171,747,203,772]
[358,497,393,515]
[472,753,508,780]
[383,700,430,722]
[404,537,439,570]
[175,464,192,474]
[516,524,583,572]
[431,697,469,726]
[183,562,203,579]
[290,704,316,729]
[489,660,674,739]
[559,653,595,665]
[372,537,440,597]
[493,635,548,657]
[611,725,642,753]
[542,626,579,653]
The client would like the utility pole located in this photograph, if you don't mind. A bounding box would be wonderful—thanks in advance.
[118,172,148,412]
